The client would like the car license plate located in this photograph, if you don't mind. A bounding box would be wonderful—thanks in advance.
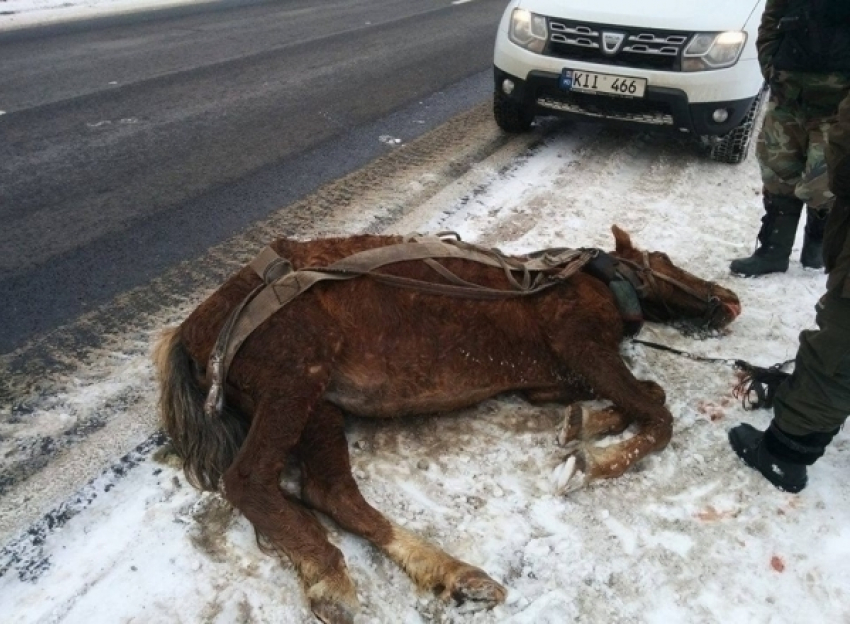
[559,69,647,98]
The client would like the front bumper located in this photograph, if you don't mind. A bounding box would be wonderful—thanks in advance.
[494,67,758,137]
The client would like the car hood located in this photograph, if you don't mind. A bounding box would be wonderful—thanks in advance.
[517,0,763,32]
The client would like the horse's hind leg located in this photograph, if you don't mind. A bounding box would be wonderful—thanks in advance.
[223,391,358,624]
[297,403,506,611]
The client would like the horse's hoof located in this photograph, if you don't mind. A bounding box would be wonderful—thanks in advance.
[557,404,584,446]
[307,576,358,624]
[558,439,581,455]
[442,567,507,611]
[311,598,356,624]
[552,452,590,494]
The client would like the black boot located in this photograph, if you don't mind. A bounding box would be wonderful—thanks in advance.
[800,206,828,269]
[730,192,803,276]
[728,421,838,493]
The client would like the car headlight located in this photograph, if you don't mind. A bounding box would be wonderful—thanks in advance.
[682,31,747,71]
[509,8,547,54]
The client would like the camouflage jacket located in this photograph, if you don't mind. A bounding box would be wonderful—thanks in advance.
[758,0,850,113]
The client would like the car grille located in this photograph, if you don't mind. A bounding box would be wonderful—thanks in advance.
[545,19,692,71]
[537,90,675,126]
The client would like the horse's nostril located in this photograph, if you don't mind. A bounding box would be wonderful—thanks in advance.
[724,302,742,318]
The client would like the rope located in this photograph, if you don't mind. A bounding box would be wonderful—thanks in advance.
[732,359,794,410]
[630,338,737,365]
[631,338,794,411]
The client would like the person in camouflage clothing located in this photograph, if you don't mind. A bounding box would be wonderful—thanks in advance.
[730,0,850,276]
[729,90,850,492]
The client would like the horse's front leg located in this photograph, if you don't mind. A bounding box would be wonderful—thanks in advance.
[553,349,673,492]
[555,379,666,448]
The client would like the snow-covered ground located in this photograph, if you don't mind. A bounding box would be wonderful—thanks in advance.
[2,116,848,623]
[2,1,848,623]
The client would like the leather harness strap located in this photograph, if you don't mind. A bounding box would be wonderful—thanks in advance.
[203,235,596,418]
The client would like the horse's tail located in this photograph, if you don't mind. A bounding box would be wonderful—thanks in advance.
[153,326,248,492]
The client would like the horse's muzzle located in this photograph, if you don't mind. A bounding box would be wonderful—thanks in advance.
[724,302,742,320]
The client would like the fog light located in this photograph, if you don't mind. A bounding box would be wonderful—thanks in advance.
[502,78,515,95]
[712,108,730,123]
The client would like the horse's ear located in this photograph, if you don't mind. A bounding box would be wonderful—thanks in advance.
[612,225,634,254]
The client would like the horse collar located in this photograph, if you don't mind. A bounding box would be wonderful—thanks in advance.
[583,251,644,336]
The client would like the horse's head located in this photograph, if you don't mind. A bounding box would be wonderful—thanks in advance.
[609,225,741,331]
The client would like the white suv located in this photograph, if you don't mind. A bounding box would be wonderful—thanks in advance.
[493,0,767,163]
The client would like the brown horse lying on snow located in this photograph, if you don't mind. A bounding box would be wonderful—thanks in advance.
[154,226,740,624]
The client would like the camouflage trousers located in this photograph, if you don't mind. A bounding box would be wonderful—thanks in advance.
[756,94,836,210]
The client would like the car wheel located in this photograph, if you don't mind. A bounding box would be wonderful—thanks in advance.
[493,90,534,133]
[709,85,767,164]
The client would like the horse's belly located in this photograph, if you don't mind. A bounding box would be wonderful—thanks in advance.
[324,358,555,418]
[324,382,509,418]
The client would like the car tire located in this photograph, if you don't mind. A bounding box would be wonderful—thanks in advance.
[708,85,767,164]
[493,90,534,133]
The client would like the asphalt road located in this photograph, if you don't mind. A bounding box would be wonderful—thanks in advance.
[0,0,506,355]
